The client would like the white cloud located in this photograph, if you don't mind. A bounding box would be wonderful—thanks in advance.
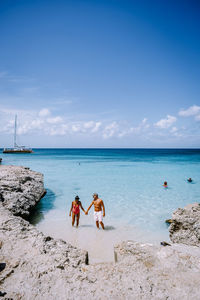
[154,115,176,129]
[179,105,200,117]
[141,118,150,129]
[84,121,94,129]
[103,122,118,139]
[170,126,178,133]
[49,124,69,136]
[91,122,101,133]
[39,108,51,117]
[47,116,63,124]
[71,124,82,133]
[83,121,102,133]
[118,118,150,138]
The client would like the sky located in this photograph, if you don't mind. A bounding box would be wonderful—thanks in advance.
[0,0,200,148]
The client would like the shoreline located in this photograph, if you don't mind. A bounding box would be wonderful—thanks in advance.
[1,165,200,299]
[32,208,170,264]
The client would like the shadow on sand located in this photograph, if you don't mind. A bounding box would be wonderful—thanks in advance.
[79,225,116,230]
[104,225,116,231]
[80,224,94,228]
[29,189,56,225]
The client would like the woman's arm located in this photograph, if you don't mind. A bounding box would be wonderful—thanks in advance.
[69,202,73,216]
[79,201,85,213]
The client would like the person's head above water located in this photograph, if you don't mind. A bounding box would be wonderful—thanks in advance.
[163,181,168,186]
[187,178,192,182]
[75,195,80,202]
[93,193,98,200]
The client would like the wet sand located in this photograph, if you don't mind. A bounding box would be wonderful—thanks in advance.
[35,209,169,264]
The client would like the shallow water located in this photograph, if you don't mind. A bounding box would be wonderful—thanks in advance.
[1,148,200,263]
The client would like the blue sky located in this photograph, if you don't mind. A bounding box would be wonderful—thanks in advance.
[0,0,200,147]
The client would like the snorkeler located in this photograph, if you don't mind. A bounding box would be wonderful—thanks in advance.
[69,196,86,227]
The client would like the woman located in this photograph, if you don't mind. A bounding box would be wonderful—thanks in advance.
[69,196,85,227]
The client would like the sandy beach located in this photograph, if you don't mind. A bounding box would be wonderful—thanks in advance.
[33,209,169,264]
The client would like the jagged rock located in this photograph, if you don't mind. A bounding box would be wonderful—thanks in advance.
[169,203,200,246]
[0,165,46,217]
[112,241,200,299]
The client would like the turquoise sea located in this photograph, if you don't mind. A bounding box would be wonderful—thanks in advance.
[1,149,200,262]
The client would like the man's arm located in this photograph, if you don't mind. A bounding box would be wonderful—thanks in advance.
[79,201,85,213]
[85,201,94,215]
[101,200,105,217]
[69,202,73,216]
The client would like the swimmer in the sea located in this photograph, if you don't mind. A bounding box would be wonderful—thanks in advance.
[69,196,86,227]
[187,178,192,182]
[163,181,168,188]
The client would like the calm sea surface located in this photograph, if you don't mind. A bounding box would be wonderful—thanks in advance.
[1,148,200,262]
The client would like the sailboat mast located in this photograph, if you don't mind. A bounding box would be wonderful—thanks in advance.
[14,115,17,147]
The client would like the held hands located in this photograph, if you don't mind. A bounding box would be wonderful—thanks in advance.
[85,211,88,215]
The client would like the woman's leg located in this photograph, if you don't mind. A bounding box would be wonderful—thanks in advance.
[76,212,80,227]
[72,212,75,226]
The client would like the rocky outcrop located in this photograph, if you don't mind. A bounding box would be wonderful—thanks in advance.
[2,222,200,300]
[0,205,88,299]
[169,203,200,246]
[0,165,88,299]
[112,240,200,300]
[0,165,46,217]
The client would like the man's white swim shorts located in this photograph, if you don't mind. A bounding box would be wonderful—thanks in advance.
[94,211,103,222]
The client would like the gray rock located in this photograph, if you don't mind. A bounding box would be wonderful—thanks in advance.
[0,165,46,217]
[169,203,200,246]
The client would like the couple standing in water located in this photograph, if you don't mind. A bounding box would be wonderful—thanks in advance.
[69,193,105,229]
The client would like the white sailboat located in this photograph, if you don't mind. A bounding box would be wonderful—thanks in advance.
[3,115,33,153]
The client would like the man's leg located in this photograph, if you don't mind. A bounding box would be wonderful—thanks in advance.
[100,221,104,230]
[72,213,75,226]
[96,221,99,228]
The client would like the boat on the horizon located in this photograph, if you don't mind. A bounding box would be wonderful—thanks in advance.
[3,115,33,154]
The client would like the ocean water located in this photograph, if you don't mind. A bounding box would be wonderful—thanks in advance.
[1,148,200,263]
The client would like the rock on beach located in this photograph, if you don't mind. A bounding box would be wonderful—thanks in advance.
[0,165,46,217]
[169,203,200,246]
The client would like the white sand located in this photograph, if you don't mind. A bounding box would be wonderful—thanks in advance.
[36,209,169,264]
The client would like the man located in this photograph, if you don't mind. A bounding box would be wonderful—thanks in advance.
[86,193,105,229]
